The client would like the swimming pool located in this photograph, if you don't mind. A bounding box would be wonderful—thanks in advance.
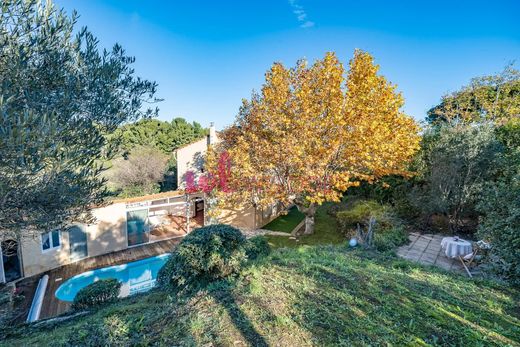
[55,253,170,302]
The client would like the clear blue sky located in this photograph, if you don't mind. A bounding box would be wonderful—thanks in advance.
[56,0,520,128]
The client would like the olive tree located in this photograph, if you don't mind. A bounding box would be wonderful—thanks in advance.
[107,146,169,197]
[476,119,520,284]
[410,124,502,232]
[0,0,159,241]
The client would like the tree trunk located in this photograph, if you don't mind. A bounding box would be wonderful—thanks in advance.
[294,202,316,235]
[303,213,315,235]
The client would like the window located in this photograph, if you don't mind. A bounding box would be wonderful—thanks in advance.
[41,230,61,252]
[127,209,149,246]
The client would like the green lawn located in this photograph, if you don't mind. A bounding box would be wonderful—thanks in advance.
[265,202,346,248]
[4,247,519,346]
[4,202,518,346]
[262,206,305,233]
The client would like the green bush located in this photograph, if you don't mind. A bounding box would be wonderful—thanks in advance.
[477,174,520,285]
[336,199,407,251]
[157,224,249,291]
[374,227,409,252]
[336,200,396,233]
[72,279,121,310]
[245,236,271,260]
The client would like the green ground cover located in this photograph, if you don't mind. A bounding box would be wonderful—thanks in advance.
[4,201,518,346]
[262,206,305,233]
[3,247,518,346]
[264,202,346,248]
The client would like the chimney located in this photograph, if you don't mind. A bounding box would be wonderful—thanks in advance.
[208,122,217,145]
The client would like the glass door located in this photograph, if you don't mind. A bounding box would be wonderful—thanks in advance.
[69,225,88,261]
[1,240,21,282]
[127,209,150,246]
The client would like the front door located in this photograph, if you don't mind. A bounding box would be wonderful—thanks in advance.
[69,225,88,261]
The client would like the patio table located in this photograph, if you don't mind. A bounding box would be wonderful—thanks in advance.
[441,237,473,277]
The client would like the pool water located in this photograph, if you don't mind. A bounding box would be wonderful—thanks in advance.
[55,253,170,302]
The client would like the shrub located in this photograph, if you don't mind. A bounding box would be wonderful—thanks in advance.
[245,236,271,260]
[374,227,409,252]
[157,224,248,291]
[477,174,520,285]
[72,279,121,310]
[336,199,407,251]
[336,200,396,233]
[409,124,502,232]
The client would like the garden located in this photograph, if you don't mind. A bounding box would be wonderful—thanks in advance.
[1,1,519,346]
[2,224,519,346]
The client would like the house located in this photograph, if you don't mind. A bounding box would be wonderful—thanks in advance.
[0,123,279,285]
[176,122,219,189]
[0,191,204,283]
[175,123,282,231]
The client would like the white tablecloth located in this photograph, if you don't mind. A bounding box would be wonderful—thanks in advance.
[441,237,472,258]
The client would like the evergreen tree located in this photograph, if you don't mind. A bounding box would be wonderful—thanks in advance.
[0,0,159,240]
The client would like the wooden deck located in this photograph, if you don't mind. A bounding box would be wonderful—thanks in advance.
[39,237,181,320]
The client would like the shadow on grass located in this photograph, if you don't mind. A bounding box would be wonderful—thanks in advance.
[209,280,268,347]
[280,248,520,346]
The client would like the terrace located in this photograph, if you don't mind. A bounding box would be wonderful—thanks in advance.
[31,237,181,320]
[9,192,206,322]
[122,192,205,246]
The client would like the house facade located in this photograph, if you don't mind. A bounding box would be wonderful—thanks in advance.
[175,123,282,231]
[0,191,204,282]
[176,122,219,189]
[0,123,280,284]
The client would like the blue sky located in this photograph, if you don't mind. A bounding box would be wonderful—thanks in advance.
[56,0,520,128]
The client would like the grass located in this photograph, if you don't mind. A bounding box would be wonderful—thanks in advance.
[264,202,346,248]
[262,206,305,233]
[3,247,519,346]
[4,201,518,346]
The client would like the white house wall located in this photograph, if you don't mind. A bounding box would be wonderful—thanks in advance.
[20,202,129,278]
[176,137,208,189]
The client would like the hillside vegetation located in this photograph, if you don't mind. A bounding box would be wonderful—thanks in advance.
[3,246,518,346]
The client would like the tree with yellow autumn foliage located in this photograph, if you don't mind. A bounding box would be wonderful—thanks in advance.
[207,50,420,234]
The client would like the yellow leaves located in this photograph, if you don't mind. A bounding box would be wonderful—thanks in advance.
[209,50,420,210]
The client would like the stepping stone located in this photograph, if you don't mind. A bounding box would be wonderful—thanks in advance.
[424,249,440,257]
[420,255,437,263]
[418,258,434,265]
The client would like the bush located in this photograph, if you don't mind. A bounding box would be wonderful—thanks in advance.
[336,199,407,251]
[477,174,520,285]
[374,227,409,252]
[72,279,121,310]
[157,224,249,291]
[336,200,396,233]
[245,236,271,260]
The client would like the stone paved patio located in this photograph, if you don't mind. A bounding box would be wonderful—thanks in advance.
[397,232,465,274]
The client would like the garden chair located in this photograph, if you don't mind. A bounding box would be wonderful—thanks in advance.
[461,240,491,276]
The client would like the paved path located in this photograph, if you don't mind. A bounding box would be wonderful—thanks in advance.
[397,232,465,274]
[241,229,291,238]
